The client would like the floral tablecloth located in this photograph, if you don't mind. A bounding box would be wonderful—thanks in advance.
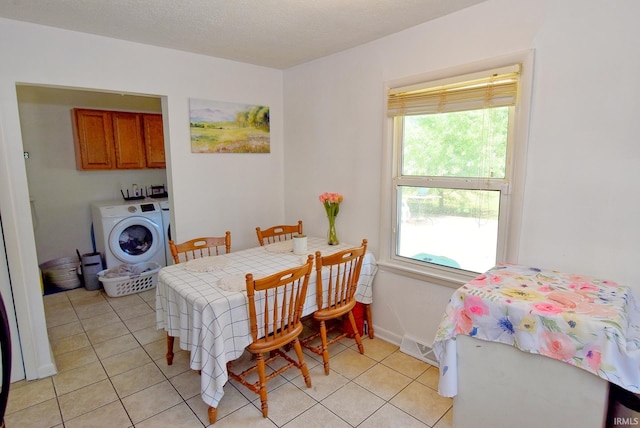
[433,263,640,397]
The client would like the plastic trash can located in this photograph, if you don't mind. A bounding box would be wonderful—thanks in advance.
[81,252,103,291]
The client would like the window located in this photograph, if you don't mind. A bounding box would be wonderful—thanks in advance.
[385,60,530,283]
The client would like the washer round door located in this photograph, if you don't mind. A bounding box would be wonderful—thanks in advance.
[108,216,162,264]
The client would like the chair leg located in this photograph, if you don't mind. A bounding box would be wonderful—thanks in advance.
[292,338,312,388]
[348,311,364,354]
[166,333,175,365]
[256,353,268,418]
[319,320,330,375]
[365,304,374,339]
[208,406,218,424]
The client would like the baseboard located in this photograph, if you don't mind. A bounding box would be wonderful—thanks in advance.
[369,326,402,347]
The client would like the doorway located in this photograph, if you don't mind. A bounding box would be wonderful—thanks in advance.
[9,84,169,381]
[16,85,168,276]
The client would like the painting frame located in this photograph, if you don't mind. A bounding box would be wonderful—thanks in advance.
[189,98,270,153]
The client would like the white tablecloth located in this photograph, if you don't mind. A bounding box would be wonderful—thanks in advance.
[155,236,377,408]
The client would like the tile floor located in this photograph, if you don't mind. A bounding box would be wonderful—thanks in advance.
[5,287,452,427]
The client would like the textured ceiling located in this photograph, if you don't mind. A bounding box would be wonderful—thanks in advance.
[0,0,487,69]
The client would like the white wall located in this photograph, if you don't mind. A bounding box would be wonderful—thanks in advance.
[0,18,283,379]
[283,0,640,347]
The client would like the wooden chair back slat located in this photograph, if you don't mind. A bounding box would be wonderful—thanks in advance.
[302,239,368,375]
[255,220,303,246]
[169,231,231,264]
[246,255,313,348]
[316,242,366,311]
[229,256,314,418]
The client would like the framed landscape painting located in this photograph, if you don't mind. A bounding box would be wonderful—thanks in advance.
[189,98,270,153]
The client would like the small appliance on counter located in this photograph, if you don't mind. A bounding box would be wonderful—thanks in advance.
[147,184,168,199]
[120,184,145,201]
[119,184,168,201]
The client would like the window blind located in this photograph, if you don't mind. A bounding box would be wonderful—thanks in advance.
[388,64,521,116]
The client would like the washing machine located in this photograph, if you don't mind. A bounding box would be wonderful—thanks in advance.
[158,198,172,265]
[91,200,166,269]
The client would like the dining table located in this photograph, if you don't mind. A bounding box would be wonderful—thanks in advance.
[155,236,378,423]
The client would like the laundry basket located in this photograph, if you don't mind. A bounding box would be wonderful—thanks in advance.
[39,257,81,290]
[97,262,161,297]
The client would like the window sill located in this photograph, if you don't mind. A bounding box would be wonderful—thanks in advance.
[376,259,477,289]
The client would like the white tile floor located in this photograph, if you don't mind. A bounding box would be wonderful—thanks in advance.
[5,287,452,427]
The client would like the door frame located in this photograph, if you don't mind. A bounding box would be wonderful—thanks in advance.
[0,92,56,381]
[0,213,25,382]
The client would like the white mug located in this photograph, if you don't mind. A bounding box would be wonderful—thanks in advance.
[292,235,308,255]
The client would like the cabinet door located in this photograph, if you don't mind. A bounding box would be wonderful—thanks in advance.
[112,112,146,169]
[142,114,166,168]
[72,109,115,170]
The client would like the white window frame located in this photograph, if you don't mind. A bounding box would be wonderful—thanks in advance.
[378,51,534,288]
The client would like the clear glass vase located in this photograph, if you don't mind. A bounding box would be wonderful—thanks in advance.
[327,216,339,245]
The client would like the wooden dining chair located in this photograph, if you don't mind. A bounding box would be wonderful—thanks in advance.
[255,220,303,246]
[227,255,314,418]
[169,232,231,264]
[301,239,367,375]
[166,231,231,365]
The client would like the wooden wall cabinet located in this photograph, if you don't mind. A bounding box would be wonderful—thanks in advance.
[72,109,165,170]
[142,114,166,168]
[112,112,146,169]
[72,109,116,170]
